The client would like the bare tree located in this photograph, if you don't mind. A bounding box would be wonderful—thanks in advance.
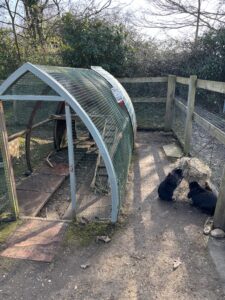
[137,0,225,43]
[0,0,117,55]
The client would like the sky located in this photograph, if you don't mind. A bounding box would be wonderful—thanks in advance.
[110,0,223,42]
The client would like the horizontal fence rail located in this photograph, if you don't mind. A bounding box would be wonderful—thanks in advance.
[176,77,189,85]
[118,77,168,83]
[197,79,225,94]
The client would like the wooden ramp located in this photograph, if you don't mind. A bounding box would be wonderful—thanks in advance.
[16,163,69,217]
[0,219,67,262]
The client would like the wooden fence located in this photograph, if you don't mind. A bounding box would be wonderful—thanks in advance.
[119,75,225,230]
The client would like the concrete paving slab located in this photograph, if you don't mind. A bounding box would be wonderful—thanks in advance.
[163,143,183,158]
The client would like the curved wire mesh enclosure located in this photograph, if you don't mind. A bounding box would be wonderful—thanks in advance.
[0,63,135,222]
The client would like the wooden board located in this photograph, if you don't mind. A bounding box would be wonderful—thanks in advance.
[17,190,53,217]
[17,173,65,194]
[0,219,67,262]
[16,163,69,217]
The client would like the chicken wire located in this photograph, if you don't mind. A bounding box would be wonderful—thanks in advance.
[172,101,186,146]
[121,82,167,129]
[191,90,225,189]
[0,148,12,216]
[191,118,225,189]
[1,65,135,219]
[172,89,225,189]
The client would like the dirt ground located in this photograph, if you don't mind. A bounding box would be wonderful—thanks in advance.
[0,131,225,300]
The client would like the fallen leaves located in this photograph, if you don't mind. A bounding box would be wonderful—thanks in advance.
[173,258,182,271]
[96,235,111,243]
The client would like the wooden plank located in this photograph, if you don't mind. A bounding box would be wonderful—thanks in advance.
[8,118,52,142]
[184,75,197,155]
[17,190,53,217]
[0,101,19,218]
[176,77,189,85]
[17,173,65,194]
[197,79,225,94]
[131,97,166,103]
[214,166,225,230]
[193,112,225,145]
[0,220,67,262]
[16,172,66,217]
[165,75,176,130]
[174,98,187,113]
[118,77,168,83]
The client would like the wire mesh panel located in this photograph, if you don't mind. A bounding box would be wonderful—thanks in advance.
[172,101,186,146]
[190,89,225,189]
[0,148,11,217]
[4,101,58,176]
[191,119,225,189]
[121,82,167,129]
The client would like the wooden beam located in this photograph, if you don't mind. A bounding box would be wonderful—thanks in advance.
[184,75,197,155]
[197,79,225,94]
[118,77,168,83]
[174,98,187,113]
[214,166,225,230]
[49,114,77,120]
[8,118,52,142]
[165,75,176,130]
[65,103,76,218]
[131,97,166,103]
[0,101,19,218]
[176,77,189,85]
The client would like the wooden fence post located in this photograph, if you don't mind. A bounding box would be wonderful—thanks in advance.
[214,166,225,230]
[165,75,176,131]
[0,101,19,218]
[184,75,197,155]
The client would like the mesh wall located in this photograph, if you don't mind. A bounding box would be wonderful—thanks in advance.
[4,72,58,96]
[3,101,57,177]
[191,89,225,189]
[172,102,186,146]
[38,65,134,205]
[191,118,225,189]
[1,65,134,218]
[0,148,12,217]
[172,87,225,189]
[121,82,167,129]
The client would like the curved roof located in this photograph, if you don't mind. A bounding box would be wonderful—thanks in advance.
[0,63,135,222]
[91,66,137,136]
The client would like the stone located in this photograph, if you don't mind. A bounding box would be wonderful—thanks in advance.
[210,228,225,238]
[203,217,214,235]
[163,143,183,159]
[173,258,182,271]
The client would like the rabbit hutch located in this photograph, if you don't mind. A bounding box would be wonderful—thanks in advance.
[0,63,136,223]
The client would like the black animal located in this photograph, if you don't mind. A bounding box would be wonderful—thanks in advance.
[158,168,183,201]
[188,181,217,215]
